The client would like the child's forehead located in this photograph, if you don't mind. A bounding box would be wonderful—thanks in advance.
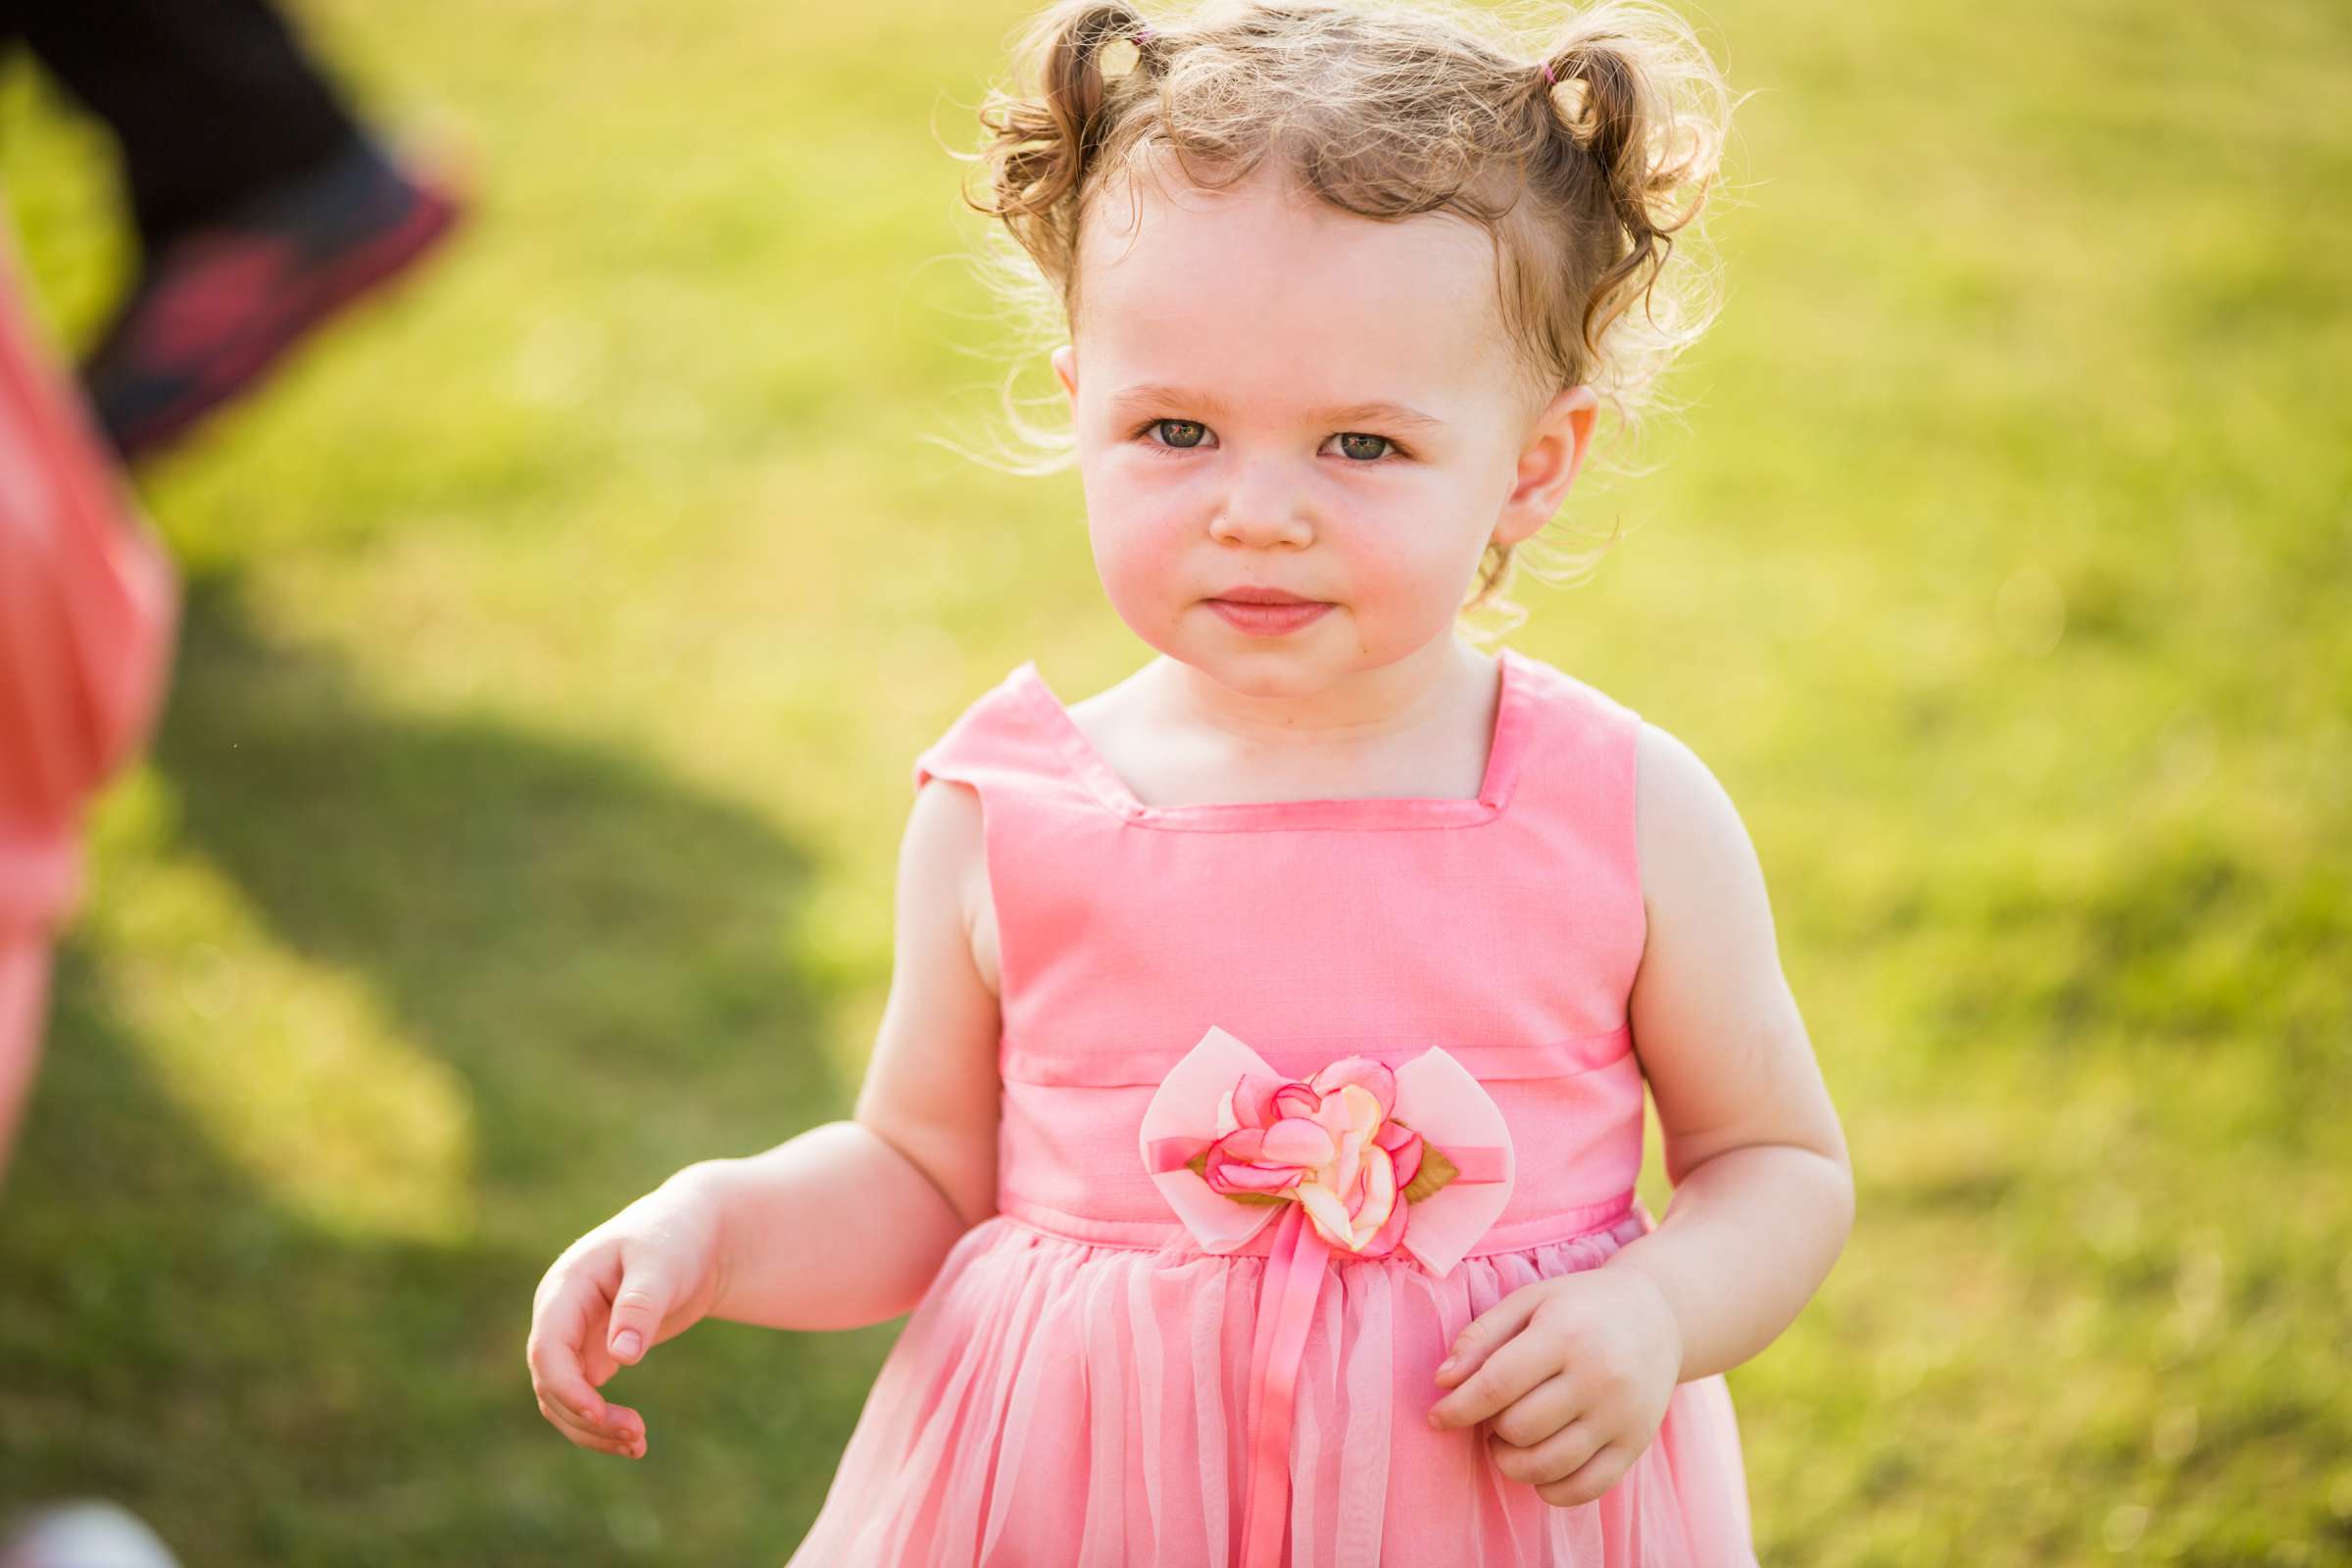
[1073,163,1516,402]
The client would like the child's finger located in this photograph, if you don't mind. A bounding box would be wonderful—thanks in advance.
[575,1289,619,1386]
[538,1395,647,1459]
[1434,1288,1544,1389]
[526,1271,614,1429]
[604,1254,678,1366]
[587,1398,649,1452]
[583,1334,621,1389]
[1534,1439,1635,1509]
[1427,1324,1560,1433]
[1485,1371,1586,1451]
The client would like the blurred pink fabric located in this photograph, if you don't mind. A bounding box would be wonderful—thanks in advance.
[785,647,1758,1566]
[0,215,181,1173]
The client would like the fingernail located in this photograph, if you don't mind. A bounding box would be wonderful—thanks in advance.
[613,1330,642,1359]
[1428,1408,1446,1428]
[1437,1355,1457,1375]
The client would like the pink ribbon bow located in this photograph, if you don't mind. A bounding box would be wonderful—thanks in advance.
[1139,1025,1515,1568]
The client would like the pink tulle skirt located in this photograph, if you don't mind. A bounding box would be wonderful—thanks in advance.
[783,1204,1757,1566]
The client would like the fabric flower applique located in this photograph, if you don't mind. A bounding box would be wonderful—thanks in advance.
[1140,1024,1515,1275]
[1139,1025,1517,1568]
[1192,1055,1461,1254]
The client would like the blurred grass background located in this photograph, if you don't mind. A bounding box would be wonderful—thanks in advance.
[1,0,2346,1561]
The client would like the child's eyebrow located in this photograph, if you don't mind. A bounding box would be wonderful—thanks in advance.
[1106,383,1448,435]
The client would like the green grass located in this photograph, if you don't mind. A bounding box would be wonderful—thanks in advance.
[3,0,2348,1561]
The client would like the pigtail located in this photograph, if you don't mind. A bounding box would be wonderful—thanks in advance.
[970,1,1160,290]
[1531,12,1721,367]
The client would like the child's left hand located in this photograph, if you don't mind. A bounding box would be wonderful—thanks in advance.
[1424,1264,1683,1507]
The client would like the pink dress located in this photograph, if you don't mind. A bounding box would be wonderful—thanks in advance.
[0,218,180,1168]
[784,647,1758,1567]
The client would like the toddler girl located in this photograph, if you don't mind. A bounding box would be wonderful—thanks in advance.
[527,1,1852,1562]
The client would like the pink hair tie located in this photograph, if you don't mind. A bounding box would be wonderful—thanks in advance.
[1135,24,1154,44]
[1541,60,1557,85]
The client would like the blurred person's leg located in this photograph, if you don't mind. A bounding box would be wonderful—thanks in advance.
[0,0,467,461]
[1,0,368,261]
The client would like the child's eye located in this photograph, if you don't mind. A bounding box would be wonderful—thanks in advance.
[1330,432,1396,463]
[1141,418,1211,452]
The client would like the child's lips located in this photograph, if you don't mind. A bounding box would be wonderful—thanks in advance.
[1207,598,1334,635]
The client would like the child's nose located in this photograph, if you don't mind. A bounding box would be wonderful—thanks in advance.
[1208,458,1316,549]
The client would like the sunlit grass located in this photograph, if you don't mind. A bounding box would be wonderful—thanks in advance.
[75,771,478,1244]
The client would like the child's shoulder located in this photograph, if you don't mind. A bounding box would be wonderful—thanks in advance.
[1599,696,1763,939]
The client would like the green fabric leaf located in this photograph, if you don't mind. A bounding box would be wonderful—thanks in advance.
[1398,1142,1460,1205]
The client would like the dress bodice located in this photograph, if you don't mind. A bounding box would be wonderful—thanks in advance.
[909,646,1650,1255]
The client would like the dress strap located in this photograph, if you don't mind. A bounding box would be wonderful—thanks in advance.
[1448,654,1650,1036]
[908,665,1121,1033]
[910,663,1062,798]
[1503,657,1642,831]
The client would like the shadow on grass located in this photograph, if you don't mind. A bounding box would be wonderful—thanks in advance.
[0,576,894,1564]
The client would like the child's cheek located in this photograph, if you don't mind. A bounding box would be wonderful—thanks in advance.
[1334,513,1469,659]
[1087,490,1197,644]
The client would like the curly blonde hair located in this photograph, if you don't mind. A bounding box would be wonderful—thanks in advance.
[945,0,1740,639]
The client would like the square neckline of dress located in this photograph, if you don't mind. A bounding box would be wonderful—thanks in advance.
[1007,646,1535,833]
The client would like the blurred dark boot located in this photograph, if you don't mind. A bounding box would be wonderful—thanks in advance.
[76,133,467,463]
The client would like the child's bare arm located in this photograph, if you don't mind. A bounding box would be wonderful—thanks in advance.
[527,777,1004,1456]
[1605,721,1855,1383]
[695,772,1004,1330]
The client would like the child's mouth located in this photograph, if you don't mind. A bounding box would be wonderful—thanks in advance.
[1207,599,1335,635]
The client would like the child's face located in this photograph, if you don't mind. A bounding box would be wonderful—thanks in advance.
[1052,163,1596,693]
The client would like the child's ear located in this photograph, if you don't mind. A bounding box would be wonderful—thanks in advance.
[1051,344,1079,407]
[1494,385,1599,549]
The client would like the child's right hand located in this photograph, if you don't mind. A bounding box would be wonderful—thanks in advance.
[525,1167,730,1459]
